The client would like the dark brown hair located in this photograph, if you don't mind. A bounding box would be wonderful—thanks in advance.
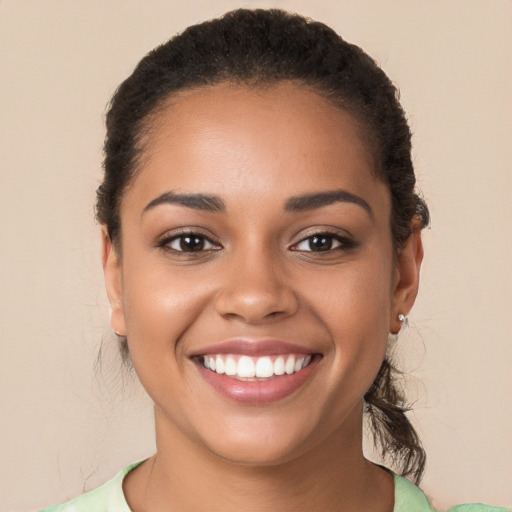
[97,8,429,482]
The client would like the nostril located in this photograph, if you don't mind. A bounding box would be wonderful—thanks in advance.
[214,272,300,324]
[216,293,299,324]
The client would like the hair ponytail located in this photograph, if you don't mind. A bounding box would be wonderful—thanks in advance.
[364,357,426,483]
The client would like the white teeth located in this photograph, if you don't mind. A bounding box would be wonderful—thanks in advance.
[225,356,237,376]
[285,355,295,375]
[274,356,285,375]
[255,357,274,378]
[237,356,256,378]
[201,353,313,379]
[215,356,225,374]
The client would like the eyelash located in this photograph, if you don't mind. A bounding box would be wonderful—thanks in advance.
[290,231,355,253]
[157,230,355,255]
[157,231,221,254]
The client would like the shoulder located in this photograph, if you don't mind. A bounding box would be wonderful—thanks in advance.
[446,506,512,512]
[38,462,142,512]
[393,474,511,512]
[393,474,437,512]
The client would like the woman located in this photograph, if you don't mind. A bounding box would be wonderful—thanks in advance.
[40,8,509,512]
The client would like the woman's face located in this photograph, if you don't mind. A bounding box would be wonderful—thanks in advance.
[104,83,420,465]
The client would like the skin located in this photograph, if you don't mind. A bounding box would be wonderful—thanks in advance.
[102,82,423,511]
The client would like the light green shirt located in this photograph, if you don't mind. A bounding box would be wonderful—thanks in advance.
[40,463,511,512]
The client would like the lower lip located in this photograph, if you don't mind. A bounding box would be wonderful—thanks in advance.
[196,357,319,404]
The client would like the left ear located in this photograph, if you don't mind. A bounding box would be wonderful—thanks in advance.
[101,226,127,337]
[390,221,424,334]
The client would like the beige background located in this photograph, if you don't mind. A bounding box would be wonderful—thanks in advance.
[1,0,511,510]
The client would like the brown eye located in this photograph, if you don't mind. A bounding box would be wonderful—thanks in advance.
[179,235,205,252]
[163,234,220,252]
[308,235,335,251]
[293,234,343,252]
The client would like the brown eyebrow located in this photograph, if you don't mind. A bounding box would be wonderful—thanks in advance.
[284,189,373,218]
[142,191,226,215]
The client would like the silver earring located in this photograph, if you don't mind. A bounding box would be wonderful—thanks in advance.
[398,314,409,328]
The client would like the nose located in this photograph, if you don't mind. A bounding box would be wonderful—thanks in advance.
[214,250,299,324]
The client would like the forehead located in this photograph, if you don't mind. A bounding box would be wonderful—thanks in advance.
[124,82,389,216]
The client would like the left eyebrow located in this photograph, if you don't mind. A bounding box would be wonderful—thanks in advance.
[142,191,226,215]
[284,189,373,218]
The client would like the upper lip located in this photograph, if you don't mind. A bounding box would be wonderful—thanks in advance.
[189,339,316,357]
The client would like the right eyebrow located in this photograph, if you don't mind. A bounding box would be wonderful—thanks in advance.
[142,191,226,216]
[284,189,373,219]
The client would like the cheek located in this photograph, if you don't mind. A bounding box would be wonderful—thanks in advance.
[120,252,214,369]
[309,252,393,334]
[119,259,219,422]
[305,250,393,383]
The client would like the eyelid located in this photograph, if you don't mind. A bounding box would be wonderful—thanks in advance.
[157,228,222,252]
[293,236,342,252]
[289,228,355,252]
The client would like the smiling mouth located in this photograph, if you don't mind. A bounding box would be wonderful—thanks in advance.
[193,344,321,403]
[198,354,314,381]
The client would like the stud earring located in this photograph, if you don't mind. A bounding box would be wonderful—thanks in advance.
[398,314,409,328]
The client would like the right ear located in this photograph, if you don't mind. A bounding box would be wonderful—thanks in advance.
[101,226,126,336]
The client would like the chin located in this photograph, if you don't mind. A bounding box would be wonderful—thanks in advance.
[210,439,306,468]
[198,416,317,468]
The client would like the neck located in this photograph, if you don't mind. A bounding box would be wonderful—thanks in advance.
[124,403,394,512]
